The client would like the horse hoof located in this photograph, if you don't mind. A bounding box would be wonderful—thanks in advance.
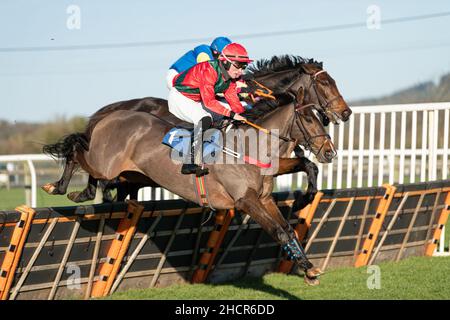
[67,191,81,203]
[306,267,323,278]
[304,276,320,286]
[41,183,56,195]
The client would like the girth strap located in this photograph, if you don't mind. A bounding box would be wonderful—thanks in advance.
[193,174,215,210]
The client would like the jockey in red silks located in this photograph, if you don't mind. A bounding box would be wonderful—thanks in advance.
[168,42,253,176]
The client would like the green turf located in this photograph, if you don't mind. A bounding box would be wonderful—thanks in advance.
[105,256,450,300]
[0,187,97,210]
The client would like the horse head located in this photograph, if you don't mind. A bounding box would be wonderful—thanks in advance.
[291,87,336,163]
[298,62,352,124]
[244,55,352,125]
[243,93,337,164]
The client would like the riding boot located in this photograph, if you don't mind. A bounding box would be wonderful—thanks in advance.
[181,117,210,176]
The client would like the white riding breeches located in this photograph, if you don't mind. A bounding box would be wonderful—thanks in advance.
[168,88,212,125]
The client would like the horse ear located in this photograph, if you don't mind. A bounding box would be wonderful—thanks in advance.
[296,87,305,104]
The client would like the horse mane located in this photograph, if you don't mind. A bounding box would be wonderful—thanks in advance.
[243,55,323,80]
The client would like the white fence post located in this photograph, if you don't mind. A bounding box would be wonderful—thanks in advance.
[26,159,37,208]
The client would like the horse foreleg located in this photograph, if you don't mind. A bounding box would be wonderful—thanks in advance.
[116,181,141,201]
[67,175,98,203]
[275,157,319,210]
[235,189,320,284]
[128,184,140,200]
[295,157,318,210]
[260,196,322,284]
[41,158,76,195]
[275,158,304,176]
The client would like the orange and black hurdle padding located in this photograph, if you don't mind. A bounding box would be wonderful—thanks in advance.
[90,200,144,297]
[0,205,35,300]
[425,190,450,256]
[354,184,396,267]
[277,192,323,274]
[192,209,235,283]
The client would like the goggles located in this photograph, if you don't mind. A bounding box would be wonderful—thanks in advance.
[230,61,248,70]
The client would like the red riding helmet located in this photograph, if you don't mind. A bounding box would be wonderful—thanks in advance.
[219,43,253,63]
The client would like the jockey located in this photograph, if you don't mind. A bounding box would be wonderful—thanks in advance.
[168,42,252,176]
[166,36,232,89]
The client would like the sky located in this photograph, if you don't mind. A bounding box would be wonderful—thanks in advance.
[1,0,450,122]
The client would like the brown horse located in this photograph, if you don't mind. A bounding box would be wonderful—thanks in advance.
[45,98,326,284]
[44,94,334,205]
[43,55,347,203]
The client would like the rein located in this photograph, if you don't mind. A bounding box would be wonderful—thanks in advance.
[242,119,294,143]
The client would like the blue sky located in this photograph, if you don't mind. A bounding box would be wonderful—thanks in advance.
[1,0,450,122]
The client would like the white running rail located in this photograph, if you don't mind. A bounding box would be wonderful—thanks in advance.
[1,102,449,255]
[276,101,450,256]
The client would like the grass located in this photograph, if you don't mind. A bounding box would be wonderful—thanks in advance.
[0,186,96,210]
[106,256,450,300]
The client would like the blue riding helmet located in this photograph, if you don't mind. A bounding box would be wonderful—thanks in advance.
[210,36,232,53]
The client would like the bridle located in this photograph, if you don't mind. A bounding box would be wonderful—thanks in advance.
[293,103,333,156]
[307,70,343,112]
[281,69,342,125]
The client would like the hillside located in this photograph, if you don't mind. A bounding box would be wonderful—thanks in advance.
[0,117,86,155]
[350,72,450,106]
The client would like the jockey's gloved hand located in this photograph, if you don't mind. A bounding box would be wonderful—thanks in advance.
[232,113,247,122]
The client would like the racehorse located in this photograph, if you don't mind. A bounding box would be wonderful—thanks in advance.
[43,94,326,285]
[42,55,347,204]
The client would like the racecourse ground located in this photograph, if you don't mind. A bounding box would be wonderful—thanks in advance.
[104,256,450,300]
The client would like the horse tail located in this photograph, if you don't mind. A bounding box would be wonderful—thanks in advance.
[42,132,89,161]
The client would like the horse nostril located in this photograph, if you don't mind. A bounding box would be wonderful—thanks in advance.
[342,110,352,120]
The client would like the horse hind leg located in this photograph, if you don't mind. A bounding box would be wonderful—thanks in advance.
[41,158,76,195]
[98,178,120,202]
[98,178,142,203]
[67,175,98,203]
[116,181,140,201]
[235,189,321,285]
